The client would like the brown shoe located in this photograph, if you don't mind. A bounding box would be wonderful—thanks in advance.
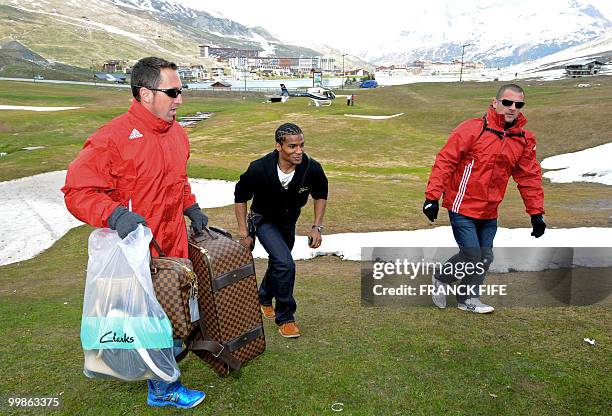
[278,322,300,338]
[260,304,275,320]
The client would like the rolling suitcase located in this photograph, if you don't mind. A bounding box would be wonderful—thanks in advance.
[185,226,265,376]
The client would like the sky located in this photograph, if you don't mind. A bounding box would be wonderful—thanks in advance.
[179,0,612,53]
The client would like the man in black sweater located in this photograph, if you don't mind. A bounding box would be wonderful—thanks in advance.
[234,123,328,338]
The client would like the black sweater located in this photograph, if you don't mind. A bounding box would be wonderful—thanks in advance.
[234,151,328,227]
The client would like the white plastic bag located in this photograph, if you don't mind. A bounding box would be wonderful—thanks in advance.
[80,225,180,382]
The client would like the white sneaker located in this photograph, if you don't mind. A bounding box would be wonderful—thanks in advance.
[457,298,494,314]
[431,275,449,309]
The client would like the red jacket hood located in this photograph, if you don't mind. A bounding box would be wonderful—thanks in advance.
[127,98,174,133]
[486,106,527,133]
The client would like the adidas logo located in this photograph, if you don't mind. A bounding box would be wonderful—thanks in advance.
[128,128,143,140]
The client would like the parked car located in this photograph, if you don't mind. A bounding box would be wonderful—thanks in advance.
[360,80,378,88]
[34,75,44,80]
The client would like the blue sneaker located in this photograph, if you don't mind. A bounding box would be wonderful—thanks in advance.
[147,380,206,409]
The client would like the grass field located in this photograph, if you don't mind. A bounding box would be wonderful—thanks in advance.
[0,78,611,415]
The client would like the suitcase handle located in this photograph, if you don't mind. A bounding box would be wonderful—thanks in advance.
[151,237,166,257]
[154,226,225,254]
[190,226,218,242]
[208,225,232,239]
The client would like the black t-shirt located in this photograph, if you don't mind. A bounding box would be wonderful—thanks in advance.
[234,151,328,227]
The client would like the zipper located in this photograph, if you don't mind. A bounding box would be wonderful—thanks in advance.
[200,247,216,288]
[154,259,198,299]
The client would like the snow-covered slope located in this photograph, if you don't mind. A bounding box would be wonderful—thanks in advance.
[358,0,612,67]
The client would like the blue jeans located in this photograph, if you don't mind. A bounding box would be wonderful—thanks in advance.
[437,211,497,303]
[255,220,296,326]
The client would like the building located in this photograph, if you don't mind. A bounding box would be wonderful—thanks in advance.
[346,68,370,77]
[189,64,208,80]
[199,45,260,59]
[408,60,485,74]
[320,57,336,72]
[102,60,129,73]
[226,56,335,75]
[177,66,195,82]
[565,59,604,77]
[211,67,225,77]
[210,81,232,89]
[93,72,127,83]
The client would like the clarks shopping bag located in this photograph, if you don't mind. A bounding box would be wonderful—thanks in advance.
[80,225,179,382]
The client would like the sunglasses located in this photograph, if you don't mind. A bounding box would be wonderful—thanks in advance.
[499,99,525,109]
[136,86,183,98]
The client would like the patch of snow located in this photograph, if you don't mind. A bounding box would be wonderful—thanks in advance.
[3,162,612,269]
[188,178,236,208]
[541,142,612,186]
[112,0,156,12]
[252,227,612,263]
[13,3,148,43]
[0,171,83,266]
[250,31,276,57]
[0,105,81,111]
[344,113,404,120]
[0,171,236,266]
[206,28,251,41]
[204,7,228,19]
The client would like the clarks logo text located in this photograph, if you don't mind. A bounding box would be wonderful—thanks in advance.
[100,331,135,344]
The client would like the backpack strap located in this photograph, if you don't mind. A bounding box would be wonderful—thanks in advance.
[477,114,526,141]
[477,114,504,140]
[506,131,526,139]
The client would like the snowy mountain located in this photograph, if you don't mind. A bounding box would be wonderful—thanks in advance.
[112,0,281,46]
[480,31,612,82]
[2,0,611,71]
[357,0,612,67]
[0,0,323,66]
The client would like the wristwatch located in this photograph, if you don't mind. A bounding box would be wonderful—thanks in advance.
[312,225,324,232]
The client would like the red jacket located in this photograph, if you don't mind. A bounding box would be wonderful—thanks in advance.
[62,99,196,257]
[425,107,544,219]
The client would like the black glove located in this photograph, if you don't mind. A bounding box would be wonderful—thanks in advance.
[108,206,147,239]
[184,203,208,234]
[531,214,546,238]
[422,199,439,222]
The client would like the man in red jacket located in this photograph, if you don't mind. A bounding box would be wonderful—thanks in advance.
[62,57,206,408]
[423,84,546,314]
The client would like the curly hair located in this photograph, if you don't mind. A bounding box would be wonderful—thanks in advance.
[275,123,303,144]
